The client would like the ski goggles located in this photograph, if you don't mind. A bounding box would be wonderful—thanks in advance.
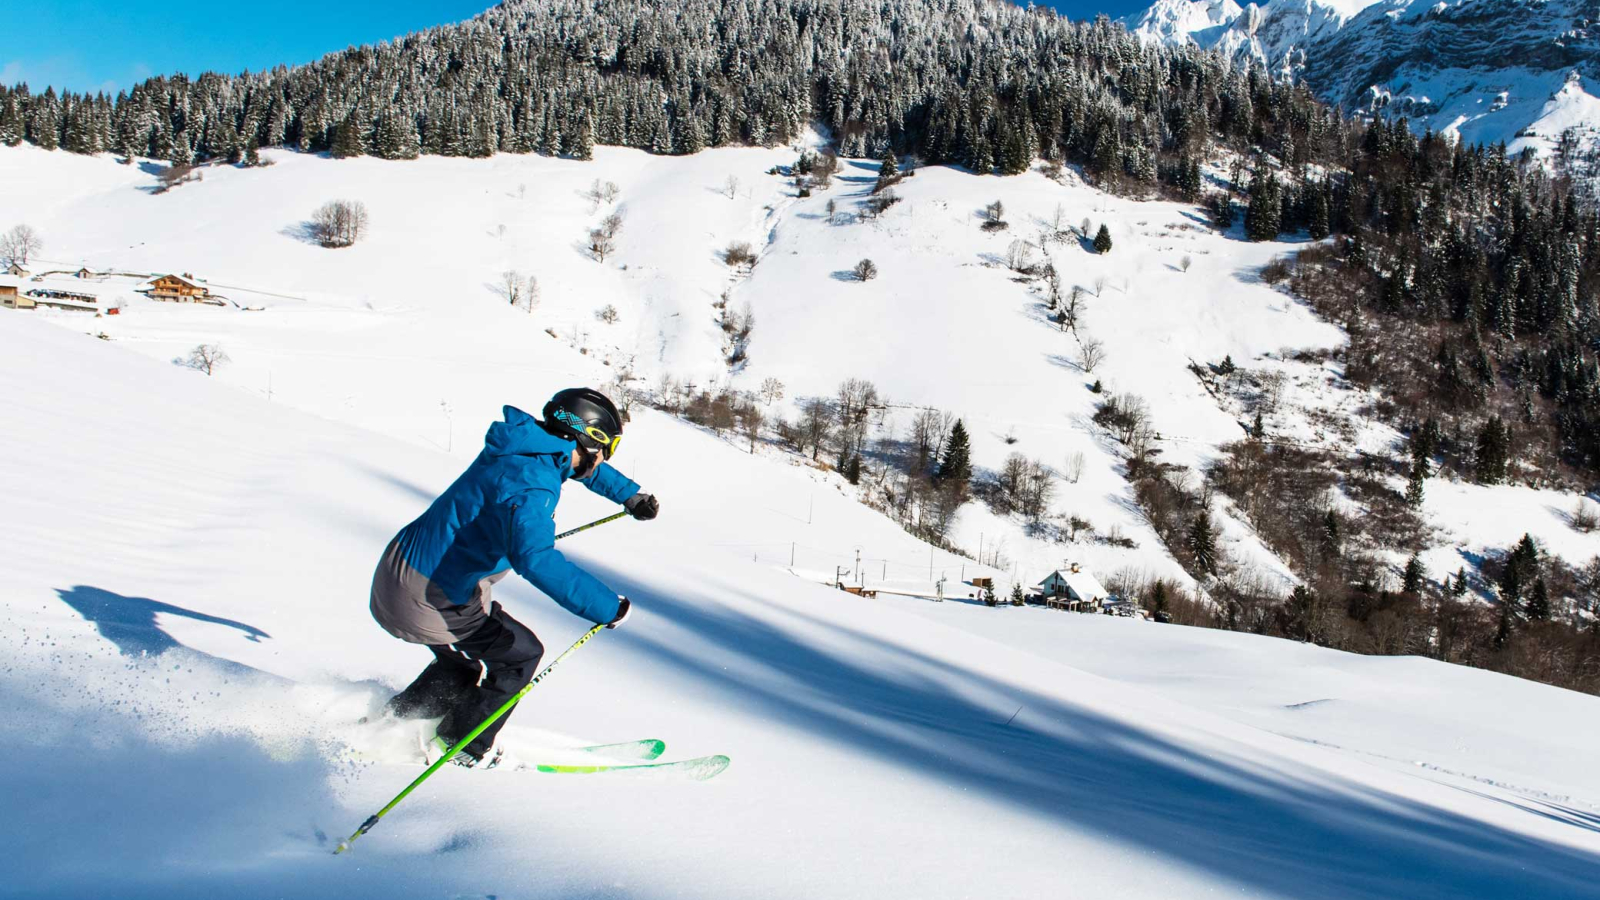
[581,425,623,460]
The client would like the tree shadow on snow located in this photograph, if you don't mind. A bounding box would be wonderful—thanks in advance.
[55,585,271,660]
[588,565,1600,900]
[280,221,322,246]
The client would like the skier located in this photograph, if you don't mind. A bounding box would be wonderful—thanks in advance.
[369,388,658,767]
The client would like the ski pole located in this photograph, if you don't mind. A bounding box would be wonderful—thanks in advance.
[554,510,630,541]
[334,621,607,855]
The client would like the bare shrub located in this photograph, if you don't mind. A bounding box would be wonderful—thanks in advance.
[588,211,623,262]
[853,259,879,281]
[741,404,764,452]
[499,270,526,307]
[1078,336,1107,373]
[1062,285,1086,331]
[311,199,369,248]
[521,276,540,313]
[156,164,198,193]
[1261,257,1293,284]
[723,241,758,267]
[862,189,900,218]
[995,454,1054,522]
[596,304,619,324]
[177,343,229,376]
[1006,240,1035,273]
[1093,276,1106,297]
[1180,255,1193,273]
[1093,392,1150,444]
[1574,500,1599,533]
[981,199,1008,232]
[1064,450,1086,484]
[722,175,741,199]
[759,377,786,405]
[584,179,620,209]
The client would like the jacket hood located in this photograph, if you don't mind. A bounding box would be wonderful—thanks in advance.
[484,405,575,463]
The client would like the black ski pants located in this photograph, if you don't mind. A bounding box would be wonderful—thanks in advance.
[385,601,545,757]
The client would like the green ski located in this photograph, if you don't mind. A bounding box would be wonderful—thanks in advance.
[529,754,730,781]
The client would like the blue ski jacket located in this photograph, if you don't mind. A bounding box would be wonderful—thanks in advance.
[392,405,640,625]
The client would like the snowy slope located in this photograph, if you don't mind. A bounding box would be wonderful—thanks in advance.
[5,270,1600,898]
[1125,0,1600,159]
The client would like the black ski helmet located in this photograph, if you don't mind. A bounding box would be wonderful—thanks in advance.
[542,387,625,459]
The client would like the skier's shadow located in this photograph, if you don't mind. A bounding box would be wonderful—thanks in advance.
[55,585,271,659]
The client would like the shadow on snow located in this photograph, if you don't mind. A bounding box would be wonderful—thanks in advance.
[589,564,1600,900]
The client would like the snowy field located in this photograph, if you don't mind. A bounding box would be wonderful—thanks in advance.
[4,271,1600,898]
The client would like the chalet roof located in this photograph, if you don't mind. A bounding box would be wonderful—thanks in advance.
[1037,567,1108,601]
[140,273,206,292]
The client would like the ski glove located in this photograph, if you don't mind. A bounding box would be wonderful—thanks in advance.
[624,492,659,521]
[608,597,632,629]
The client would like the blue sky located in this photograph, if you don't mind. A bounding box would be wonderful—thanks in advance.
[3,1,1149,95]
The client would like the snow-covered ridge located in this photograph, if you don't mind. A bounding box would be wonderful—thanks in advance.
[1124,0,1600,156]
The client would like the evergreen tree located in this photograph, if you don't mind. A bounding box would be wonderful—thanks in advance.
[1402,552,1425,594]
[935,419,973,486]
[1093,223,1112,254]
[1527,578,1551,620]
[843,453,862,485]
[1474,416,1511,484]
[1320,509,1342,559]
[373,113,420,160]
[1451,567,1469,597]
[1307,181,1331,240]
[1288,585,1316,640]
[244,135,261,167]
[1245,168,1282,241]
[1188,509,1218,575]
[1499,533,1540,612]
[1150,581,1169,613]
[330,115,366,159]
[1251,410,1264,438]
[878,149,898,180]
[1405,461,1426,508]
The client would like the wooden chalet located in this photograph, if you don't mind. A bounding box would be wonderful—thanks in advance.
[141,273,216,304]
[5,263,27,278]
[74,267,94,279]
[1036,563,1109,612]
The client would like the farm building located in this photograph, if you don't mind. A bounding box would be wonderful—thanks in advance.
[140,273,219,304]
[5,263,27,278]
[26,288,98,312]
[1036,563,1109,612]
[0,284,32,309]
[74,267,94,279]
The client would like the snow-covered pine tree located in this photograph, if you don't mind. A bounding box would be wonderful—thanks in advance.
[1093,223,1112,254]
